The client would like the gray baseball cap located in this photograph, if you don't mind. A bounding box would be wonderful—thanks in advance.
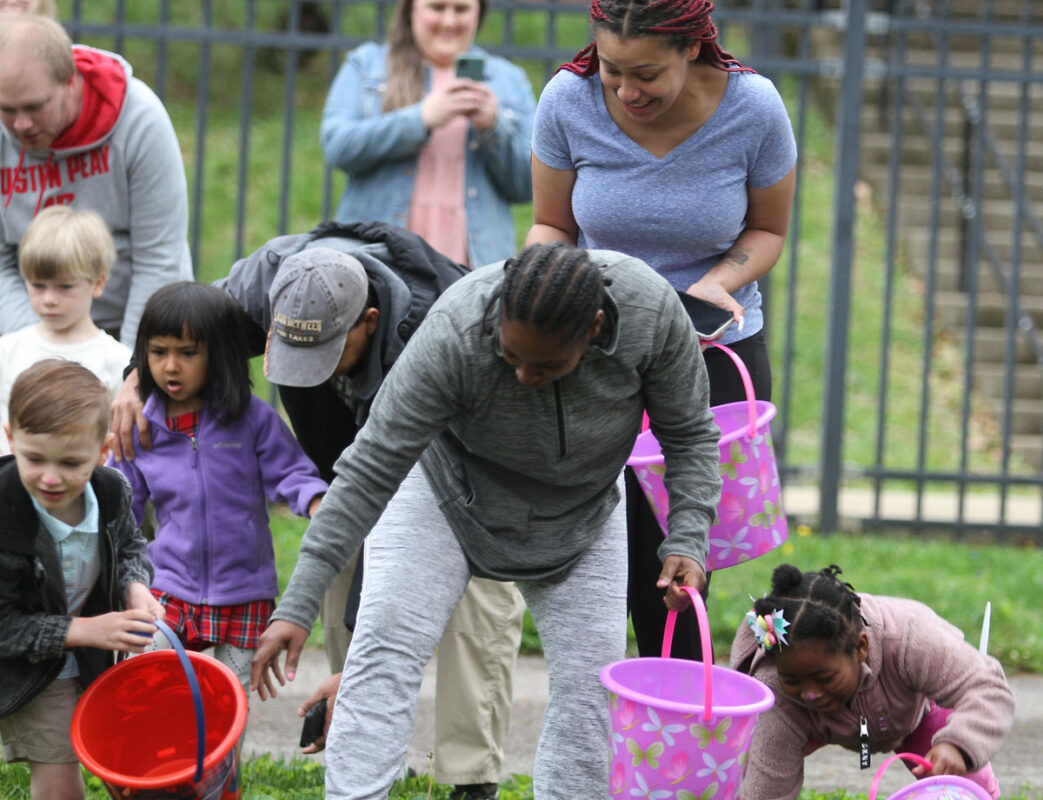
[264,247,369,387]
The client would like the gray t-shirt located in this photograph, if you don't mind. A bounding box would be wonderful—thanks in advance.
[533,69,797,344]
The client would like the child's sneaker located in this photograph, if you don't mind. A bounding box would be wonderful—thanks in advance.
[449,783,499,800]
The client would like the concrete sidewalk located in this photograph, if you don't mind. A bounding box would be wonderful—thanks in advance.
[244,648,1043,794]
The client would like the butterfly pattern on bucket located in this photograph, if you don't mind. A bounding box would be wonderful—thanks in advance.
[628,420,788,571]
[608,691,761,800]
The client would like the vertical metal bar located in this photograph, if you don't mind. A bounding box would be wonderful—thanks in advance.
[189,0,213,273]
[278,1,301,236]
[234,1,257,262]
[154,0,170,104]
[1001,1,1034,520]
[322,0,346,222]
[819,0,869,534]
[114,0,126,54]
[775,0,815,468]
[955,0,992,527]
[872,5,908,521]
[912,0,950,524]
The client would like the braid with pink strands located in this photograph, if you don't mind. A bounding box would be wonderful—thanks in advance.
[559,0,754,77]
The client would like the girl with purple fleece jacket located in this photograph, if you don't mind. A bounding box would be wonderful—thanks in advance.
[111,283,327,691]
[731,564,1013,800]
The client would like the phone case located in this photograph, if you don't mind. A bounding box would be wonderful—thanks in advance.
[299,697,328,747]
[455,55,485,81]
[674,291,734,340]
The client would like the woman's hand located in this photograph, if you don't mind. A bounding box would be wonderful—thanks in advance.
[110,368,149,462]
[461,81,498,131]
[914,743,969,777]
[685,282,745,331]
[66,609,159,652]
[420,79,495,131]
[657,555,708,611]
[250,619,311,700]
[297,671,342,754]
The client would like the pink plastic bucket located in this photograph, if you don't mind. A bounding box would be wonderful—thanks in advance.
[627,342,788,570]
[600,587,774,799]
[869,753,993,800]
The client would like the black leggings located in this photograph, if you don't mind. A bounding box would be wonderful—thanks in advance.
[626,331,772,660]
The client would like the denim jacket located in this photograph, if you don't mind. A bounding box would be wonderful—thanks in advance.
[320,42,535,267]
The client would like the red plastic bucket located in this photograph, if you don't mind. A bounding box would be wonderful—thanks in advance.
[70,619,247,799]
[627,342,788,570]
[869,753,994,800]
[600,587,775,799]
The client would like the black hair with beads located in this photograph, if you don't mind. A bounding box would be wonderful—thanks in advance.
[560,0,754,78]
[493,242,609,345]
[752,564,867,655]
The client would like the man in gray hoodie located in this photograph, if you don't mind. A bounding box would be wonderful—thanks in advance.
[0,14,191,345]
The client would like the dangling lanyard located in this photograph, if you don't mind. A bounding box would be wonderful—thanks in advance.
[859,715,871,769]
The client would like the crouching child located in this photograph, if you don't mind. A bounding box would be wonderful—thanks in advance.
[0,359,162,800]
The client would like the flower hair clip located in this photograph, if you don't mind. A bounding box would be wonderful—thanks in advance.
[745,608,790,650]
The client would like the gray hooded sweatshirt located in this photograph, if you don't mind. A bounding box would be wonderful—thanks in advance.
[272,250,722,631]
[0,46,191,344]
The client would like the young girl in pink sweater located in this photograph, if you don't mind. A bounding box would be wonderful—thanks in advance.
[730,564,1013,800]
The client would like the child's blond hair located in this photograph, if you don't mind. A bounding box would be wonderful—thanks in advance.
[18,206,116,283]
[8,359,110,443]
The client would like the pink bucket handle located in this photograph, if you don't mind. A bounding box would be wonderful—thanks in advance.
[706,342,758,438]
[661,585,714,722]
[868,752,934,800]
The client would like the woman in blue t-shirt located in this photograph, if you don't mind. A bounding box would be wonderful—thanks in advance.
[527,0,797,661]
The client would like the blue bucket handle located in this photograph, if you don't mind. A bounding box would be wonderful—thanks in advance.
[153,618,206,783]
[661,585,714,722]
[705,342,759,438]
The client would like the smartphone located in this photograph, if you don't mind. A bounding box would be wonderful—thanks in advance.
[675,291,735,341]
[454,54,486,81]
[299,697,328,748]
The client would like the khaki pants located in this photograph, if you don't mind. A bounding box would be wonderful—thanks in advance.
[320,553,525,785]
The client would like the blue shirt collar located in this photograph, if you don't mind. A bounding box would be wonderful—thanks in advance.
[32,481,100,543]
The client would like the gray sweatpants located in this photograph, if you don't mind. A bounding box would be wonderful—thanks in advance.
[324,465,628,799]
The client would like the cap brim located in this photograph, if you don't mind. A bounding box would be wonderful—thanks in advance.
[265,330,348,388]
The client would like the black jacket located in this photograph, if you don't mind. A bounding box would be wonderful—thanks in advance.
[218,220,469,481]
[0,458,153,718]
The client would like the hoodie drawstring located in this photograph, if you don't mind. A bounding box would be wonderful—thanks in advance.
[2,146,25,210]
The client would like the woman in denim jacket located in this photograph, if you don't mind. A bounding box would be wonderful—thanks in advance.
[320,0,535,270]
[318,2,534,797]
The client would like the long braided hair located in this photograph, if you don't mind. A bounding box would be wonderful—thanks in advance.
[753,564,868,655]
[560,0,753,78]
[488,242,609,344]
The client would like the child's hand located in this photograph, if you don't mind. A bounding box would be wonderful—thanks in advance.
[914,743,968,777]
[308,493,324,518]
[66,609,160,653]
[126,582,165,622]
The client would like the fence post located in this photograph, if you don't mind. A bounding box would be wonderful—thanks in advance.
[818,0,868,533]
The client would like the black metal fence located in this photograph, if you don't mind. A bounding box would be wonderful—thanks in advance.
[58,0,1043,540]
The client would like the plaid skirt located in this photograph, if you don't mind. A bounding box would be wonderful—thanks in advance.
[151,590,275,650]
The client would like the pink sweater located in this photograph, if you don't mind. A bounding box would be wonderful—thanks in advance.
[729,594,1014,800]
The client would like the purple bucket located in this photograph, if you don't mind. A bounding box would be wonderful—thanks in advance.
[627,343,788,570]
[869,754,994,800]
[600,587,774,799]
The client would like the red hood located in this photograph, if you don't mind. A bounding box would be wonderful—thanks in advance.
[51,46,127,151]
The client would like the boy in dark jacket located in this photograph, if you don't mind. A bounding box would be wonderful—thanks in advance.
[0,359,160,800]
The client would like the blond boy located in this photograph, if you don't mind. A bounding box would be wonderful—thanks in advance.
[0,206,131,455]
[0,359,161,800]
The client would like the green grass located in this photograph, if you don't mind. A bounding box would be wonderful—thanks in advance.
[2,758,1040,800]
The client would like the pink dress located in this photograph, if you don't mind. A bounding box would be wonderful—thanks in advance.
[407,65,470,266]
